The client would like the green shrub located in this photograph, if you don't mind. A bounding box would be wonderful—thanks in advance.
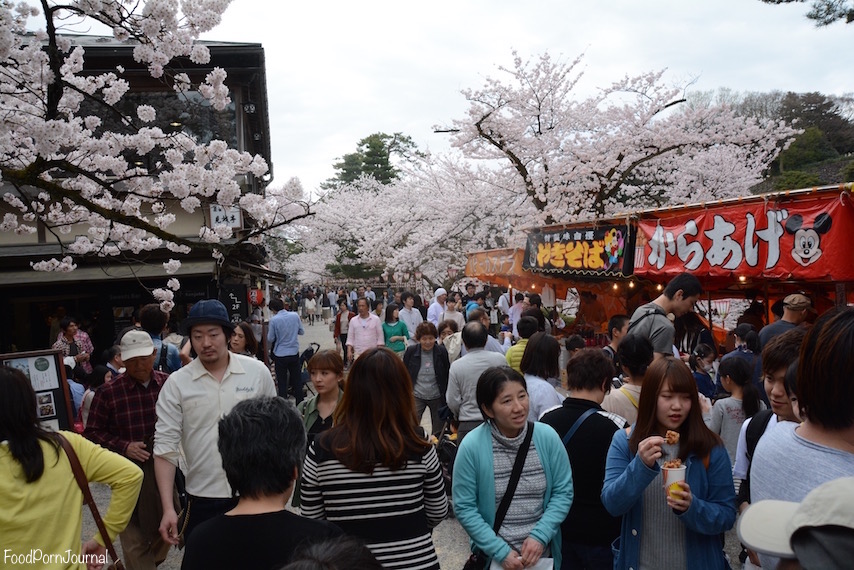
[773,170,822,191]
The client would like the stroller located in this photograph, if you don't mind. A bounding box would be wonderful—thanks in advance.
[434,415,459,498]
[299,342,321,397]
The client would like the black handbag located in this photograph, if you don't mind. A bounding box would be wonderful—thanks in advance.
[462,550,488,570]
[462,423,534,570]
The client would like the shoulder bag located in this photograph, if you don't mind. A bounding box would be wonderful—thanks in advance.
[561,408,598,446]
[57,434,126,570]
[462,422,534,570]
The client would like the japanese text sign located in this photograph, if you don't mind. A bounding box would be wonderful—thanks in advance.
[634,196,854,281]
[524,225,633,276]
[210,205,242,229]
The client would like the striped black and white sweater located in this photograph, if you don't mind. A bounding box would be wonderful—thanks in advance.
[300,436,449,569]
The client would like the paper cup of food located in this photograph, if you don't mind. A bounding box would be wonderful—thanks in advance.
[662,460,686,498]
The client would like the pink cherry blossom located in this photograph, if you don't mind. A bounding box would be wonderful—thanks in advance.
[0,0,311,296]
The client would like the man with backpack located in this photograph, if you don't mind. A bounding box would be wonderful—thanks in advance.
[733,327,806,568]
[624,273,702,361]
[139,303,182,374]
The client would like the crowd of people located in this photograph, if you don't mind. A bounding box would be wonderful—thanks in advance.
[1,272,853,570]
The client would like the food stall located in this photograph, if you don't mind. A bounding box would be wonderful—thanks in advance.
[466,184,854,345]
[632,185,854,315]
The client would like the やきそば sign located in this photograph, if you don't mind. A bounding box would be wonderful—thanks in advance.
[633,196,854,281]
[524,225,632,276]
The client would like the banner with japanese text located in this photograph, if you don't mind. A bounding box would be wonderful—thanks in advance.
[524,224,634,277]
[634,195,854,281]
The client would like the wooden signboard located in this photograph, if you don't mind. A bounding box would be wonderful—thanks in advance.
[1,349,74,431]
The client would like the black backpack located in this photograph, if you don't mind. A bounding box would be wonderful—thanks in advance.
[155,343,171,373]
[736,408,774,505]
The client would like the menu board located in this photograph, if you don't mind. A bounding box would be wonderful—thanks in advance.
[2,350,74,431]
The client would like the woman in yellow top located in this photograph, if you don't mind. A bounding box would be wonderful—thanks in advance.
[0,366,143,570]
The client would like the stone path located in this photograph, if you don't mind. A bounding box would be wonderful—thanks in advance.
[82,315,471,569]
[81,314,741,568]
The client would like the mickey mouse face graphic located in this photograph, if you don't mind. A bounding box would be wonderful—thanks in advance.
[785,212,832,267]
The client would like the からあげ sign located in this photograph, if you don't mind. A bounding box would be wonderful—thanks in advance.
[634,195,854,281]
[524,225,633,276]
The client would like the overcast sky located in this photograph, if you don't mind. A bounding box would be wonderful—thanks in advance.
[205,1,851,192]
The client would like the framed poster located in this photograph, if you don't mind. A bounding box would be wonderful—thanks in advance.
[1,349,74,431]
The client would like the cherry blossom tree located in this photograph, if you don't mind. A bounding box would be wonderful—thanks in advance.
[0,1,309,308]
[288,158,522,288]
[448,51,800,225]
[284,51,799,287]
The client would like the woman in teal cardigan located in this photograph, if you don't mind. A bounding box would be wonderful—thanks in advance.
[452,367,573,569]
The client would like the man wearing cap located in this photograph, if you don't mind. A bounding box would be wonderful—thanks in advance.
[758,294,811,349]
[153,299,276,546]
[427,288,447,327]
[84,330,173,569]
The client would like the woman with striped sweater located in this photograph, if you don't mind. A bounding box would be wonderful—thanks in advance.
[299,347,448,569]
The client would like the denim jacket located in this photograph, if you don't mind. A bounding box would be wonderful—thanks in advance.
[601,428,736,570]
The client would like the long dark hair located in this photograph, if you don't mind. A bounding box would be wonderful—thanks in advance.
[629,357,722,462]
[742,330,760,354]
[87,365,111,390]
[233,321,258,355]
[674,312,709,354]
[519,332,560,380]
[718,358,761,419]
[0,367,61,482]
[385,303,399,324]
[326,348,430,472]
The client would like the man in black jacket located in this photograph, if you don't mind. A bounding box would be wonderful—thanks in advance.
[540,349,628,570]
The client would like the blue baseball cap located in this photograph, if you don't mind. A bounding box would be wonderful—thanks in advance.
[182,299,235,334]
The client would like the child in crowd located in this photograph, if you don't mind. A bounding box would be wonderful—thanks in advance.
[705,358,765,465]
[688,343,716,400]
[601,357,736,569]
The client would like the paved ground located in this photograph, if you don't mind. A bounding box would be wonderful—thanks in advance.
[83,316,471,569]
[82,315,741,568]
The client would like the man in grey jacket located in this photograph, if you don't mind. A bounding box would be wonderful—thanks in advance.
[446,321,508,442]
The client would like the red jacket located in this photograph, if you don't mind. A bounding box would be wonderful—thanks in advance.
[333,311,356,337]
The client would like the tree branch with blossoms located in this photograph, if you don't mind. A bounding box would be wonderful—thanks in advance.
[0,0,308,308]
